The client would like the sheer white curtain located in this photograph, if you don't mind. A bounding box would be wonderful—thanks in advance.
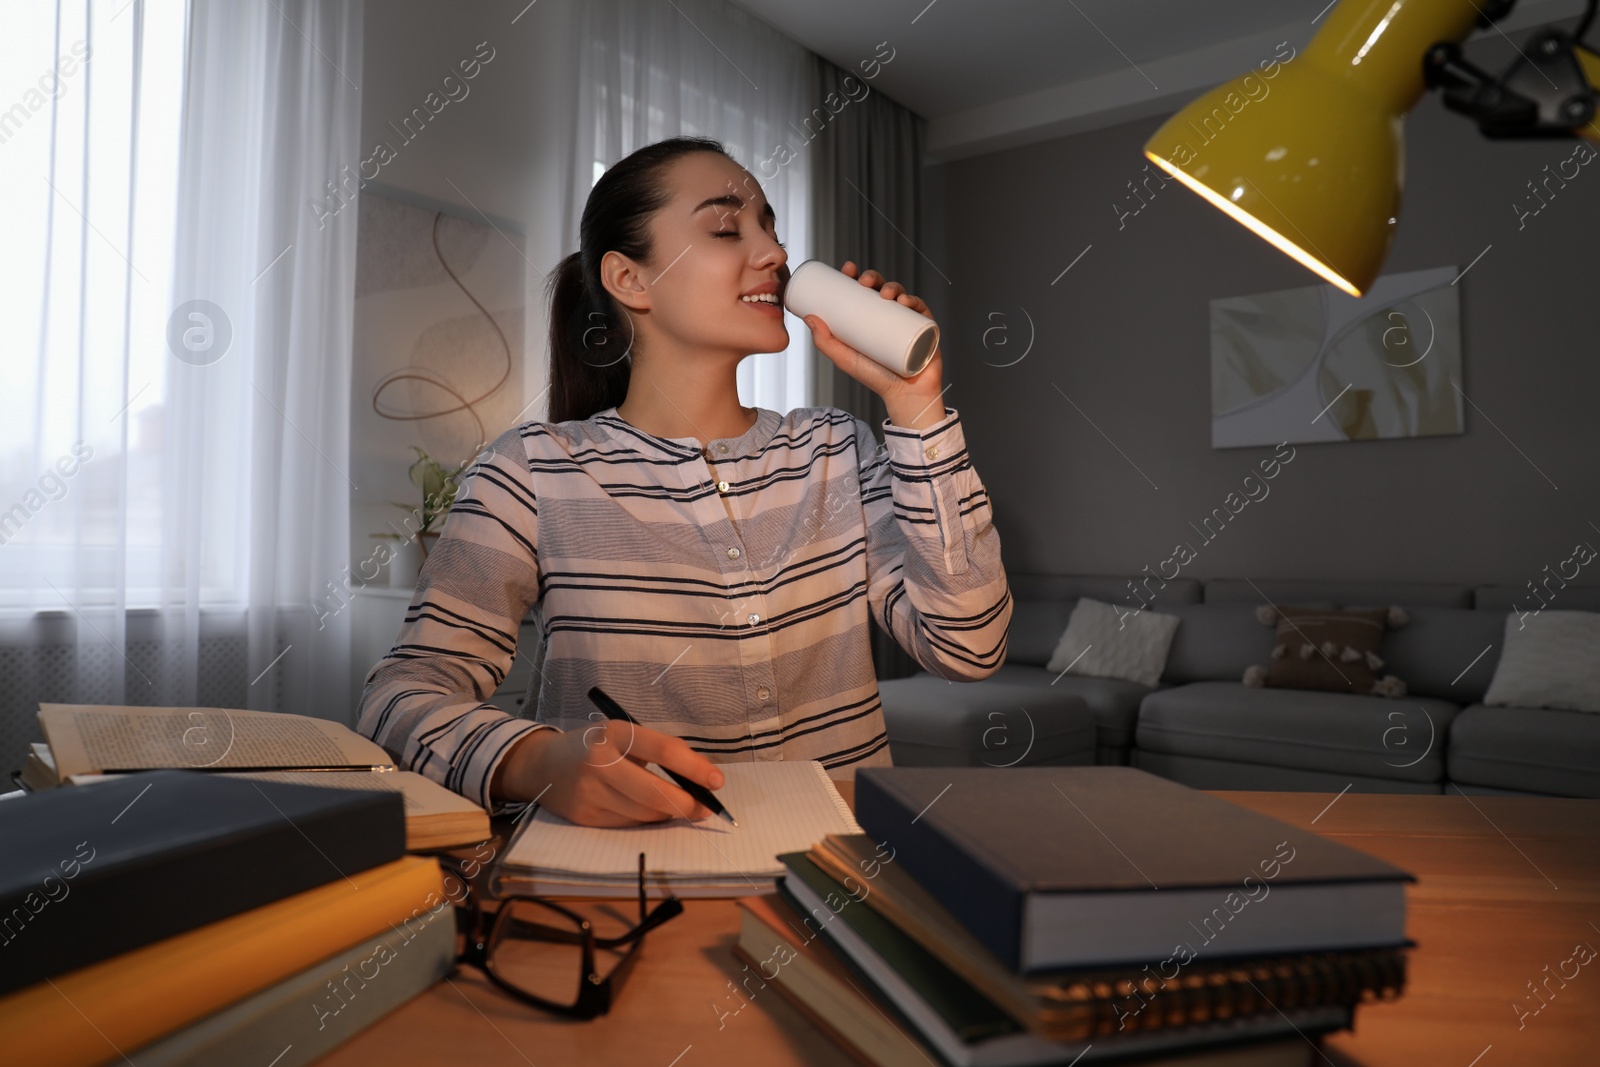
[0,0,362,751]
[571,0,813,412]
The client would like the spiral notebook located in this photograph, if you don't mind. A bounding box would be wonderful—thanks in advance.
[494,760,860,898]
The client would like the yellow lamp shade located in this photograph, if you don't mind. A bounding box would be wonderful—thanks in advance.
[1144,0,1481,296]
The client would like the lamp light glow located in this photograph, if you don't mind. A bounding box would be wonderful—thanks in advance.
[1146,151,1366,296]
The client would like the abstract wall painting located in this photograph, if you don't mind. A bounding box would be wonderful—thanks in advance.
[1210,265,1463,449]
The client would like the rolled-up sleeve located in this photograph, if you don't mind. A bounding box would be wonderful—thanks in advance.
[355,426,556,815]
[855,406,1011,681]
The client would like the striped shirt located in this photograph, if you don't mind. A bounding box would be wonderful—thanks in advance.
[355,404,1011,814]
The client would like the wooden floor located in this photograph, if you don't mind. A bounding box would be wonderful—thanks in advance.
[315,786,1600,1067]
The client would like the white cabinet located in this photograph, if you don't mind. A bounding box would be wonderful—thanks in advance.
[349,587,412,713]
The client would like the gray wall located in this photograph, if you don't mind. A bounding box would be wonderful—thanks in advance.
[931,95,1599,595]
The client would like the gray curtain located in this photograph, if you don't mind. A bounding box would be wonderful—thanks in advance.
[805,52,928,682]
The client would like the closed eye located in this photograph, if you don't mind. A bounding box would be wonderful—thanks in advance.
[712,231,786,248]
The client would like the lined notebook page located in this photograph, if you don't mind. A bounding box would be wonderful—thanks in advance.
[503,761,859,882]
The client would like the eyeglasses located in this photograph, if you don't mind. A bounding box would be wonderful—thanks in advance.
[443,850,684,1020]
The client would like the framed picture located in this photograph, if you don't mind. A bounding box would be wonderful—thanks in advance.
[1210,265,1463,449]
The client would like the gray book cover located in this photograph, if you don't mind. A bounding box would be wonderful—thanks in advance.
[855,766,1412,972]
[126,897,455,1066]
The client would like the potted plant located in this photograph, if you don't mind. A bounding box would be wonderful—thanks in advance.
[374,447,472,586]
[405,447,470,559]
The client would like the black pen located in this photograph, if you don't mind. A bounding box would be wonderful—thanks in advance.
[587,686,739,827]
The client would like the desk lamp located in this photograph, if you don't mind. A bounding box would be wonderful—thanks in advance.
[1143,0,1600,296]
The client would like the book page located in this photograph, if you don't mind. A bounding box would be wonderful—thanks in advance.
[39,704,394,779]
[502,761,860,886]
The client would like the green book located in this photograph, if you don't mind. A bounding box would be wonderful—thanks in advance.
[778,851,1020,1044]
[779,852,1353,1067]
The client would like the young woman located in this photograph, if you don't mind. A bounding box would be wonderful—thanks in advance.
[357,136,1011,827]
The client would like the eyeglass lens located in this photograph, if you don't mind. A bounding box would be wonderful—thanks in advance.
[488,899,636,1006]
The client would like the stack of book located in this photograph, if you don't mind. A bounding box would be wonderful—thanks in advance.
[0,768,455,1067]
[737,766,1413,1067]
[19,702,491,850]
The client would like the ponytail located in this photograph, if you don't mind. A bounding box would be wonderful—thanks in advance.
[546,136,734,423]
[546,250,631,424]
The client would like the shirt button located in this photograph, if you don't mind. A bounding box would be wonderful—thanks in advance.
[727,547,742,560]
[748,613,761,626]
[716,443,729,454]
[716,480,730,493]
[757,686,770,702]
[925,445,940,460]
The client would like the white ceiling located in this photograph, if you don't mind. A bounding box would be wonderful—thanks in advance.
[729,0,1585,160]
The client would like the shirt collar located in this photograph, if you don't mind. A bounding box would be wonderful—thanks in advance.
[593,406,782,462]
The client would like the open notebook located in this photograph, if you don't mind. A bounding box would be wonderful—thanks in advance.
[495,760,861,899]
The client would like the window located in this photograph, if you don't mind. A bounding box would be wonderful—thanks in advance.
[0,0,210,610]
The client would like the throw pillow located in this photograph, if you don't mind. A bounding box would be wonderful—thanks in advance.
[1483,609,1600,712]
[1045,597,1181,688]
[1241,605,1410,698]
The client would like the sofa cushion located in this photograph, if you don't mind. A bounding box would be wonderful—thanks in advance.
[1482,609,1600,713]
[1446,703,1600,797]
[1259,607,1395,695]
[1007,577,1205,669]
[876,674,1097,768]
[1162,604,1281,684]
[1204,578,1472,608]
[986,663,1153,751]
[1132,750,1444,794]
[1344,606,1504,703]
[1447,782,1555,797]
[1135,681,1461,784]
[1046,598,1181,687]
[1006,598,1079,667]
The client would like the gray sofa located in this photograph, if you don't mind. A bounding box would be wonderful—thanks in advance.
[877,574,1600,797]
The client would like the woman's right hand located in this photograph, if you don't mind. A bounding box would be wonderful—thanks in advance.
[491,719,726,827]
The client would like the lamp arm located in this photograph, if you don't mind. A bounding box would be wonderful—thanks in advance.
[1425,3,1600,141]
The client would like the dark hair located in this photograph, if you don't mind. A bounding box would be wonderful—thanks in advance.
[546,136,734,423]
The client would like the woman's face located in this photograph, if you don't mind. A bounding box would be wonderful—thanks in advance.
[608,152,791,361]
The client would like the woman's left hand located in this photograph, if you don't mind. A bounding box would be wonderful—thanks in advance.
[801,261,945,431]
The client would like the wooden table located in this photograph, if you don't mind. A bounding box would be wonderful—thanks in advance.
[316,786,1600,1067]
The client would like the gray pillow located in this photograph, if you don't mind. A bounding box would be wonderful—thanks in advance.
[1482,610,1600,712]
[1046,598,1181,688]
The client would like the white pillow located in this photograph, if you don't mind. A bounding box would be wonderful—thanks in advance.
[1045,598,1181,688]
[1483,610,1600,713]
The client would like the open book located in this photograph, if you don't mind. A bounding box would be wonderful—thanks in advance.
[494,760,861,899]
[35,704,488,851]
